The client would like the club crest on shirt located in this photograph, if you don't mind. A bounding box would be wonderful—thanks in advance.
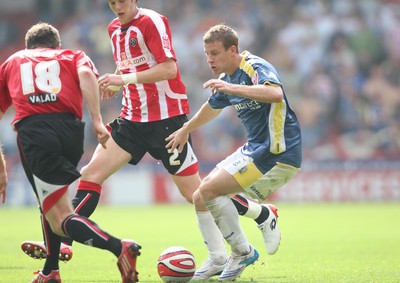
[129,38,137,47]
[252,71,259,85]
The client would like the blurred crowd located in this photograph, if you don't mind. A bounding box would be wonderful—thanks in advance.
[1,0,399,173]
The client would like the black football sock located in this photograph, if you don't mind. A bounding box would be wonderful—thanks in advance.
[61,188,101,246]
[255,205,270,225]
[61,214,122,257]
[231,194,250,215]
[231,194,270,224]
[41,214,60,275]
[72,189,101,216]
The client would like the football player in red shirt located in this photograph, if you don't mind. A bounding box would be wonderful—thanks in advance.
[0,22,140,283]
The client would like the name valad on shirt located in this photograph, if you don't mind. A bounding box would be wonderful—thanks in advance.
[29,93,58,104]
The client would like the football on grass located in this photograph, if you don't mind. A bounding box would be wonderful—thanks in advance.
[157,246,196,282]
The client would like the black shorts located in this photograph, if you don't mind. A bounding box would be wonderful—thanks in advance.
[108,115,198,175]
[16,113,84,189]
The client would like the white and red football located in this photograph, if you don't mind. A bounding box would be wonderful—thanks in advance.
[157,246,196,283]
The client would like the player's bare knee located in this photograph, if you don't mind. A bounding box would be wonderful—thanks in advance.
[198,185,216,203]
[193,190,202,204]
[193,190,209,211]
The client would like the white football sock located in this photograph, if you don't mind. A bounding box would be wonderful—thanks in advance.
[244,198,262,219]
[196,210,227,264]
[205,196,250,256]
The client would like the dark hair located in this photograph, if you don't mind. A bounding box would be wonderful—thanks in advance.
[25,22,61,49]
[203,24,239,52]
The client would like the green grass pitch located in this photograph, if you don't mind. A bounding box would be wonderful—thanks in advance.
[0,202,399,282]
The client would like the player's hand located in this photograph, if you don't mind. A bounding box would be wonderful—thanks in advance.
[0,170,7,204]
[165,128,189,153]
[93,124,110,149]
[98,73,123,100]
[101,88,120,101]
[203,79,230,94]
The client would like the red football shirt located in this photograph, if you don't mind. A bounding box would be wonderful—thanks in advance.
[108,8,190,122]
[0,48,98,125]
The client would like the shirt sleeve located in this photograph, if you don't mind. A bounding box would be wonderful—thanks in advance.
[254,63,282,87]
[75,51,99,77]
[208,92,231,109]
[143,15,176,64]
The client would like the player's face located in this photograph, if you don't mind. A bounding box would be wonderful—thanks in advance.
[204,41,237,76]
[108,0,138,24]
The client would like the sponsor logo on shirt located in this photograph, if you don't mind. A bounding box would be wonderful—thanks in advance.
[117,55,147,70]
[233,100,261,111]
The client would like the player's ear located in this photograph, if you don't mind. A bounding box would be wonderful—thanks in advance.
[229,45,237,56]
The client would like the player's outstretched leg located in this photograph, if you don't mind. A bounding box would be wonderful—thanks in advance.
[21,182,102,262]
[257,204,281,255]
[60,213,142,282]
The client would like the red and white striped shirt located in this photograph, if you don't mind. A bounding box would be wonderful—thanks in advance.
[108,8,190,122]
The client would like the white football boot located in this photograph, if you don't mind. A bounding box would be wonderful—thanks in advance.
[258,204,281,255]
[218,245,259,281]
[191,258,227,281]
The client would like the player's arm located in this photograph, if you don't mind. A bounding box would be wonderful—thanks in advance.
[129,58,177,84]
[0,127,7,204]
[166,102,222,153]
[204,79,283,104]
[98,58,177,91]
[78,65,110,148]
